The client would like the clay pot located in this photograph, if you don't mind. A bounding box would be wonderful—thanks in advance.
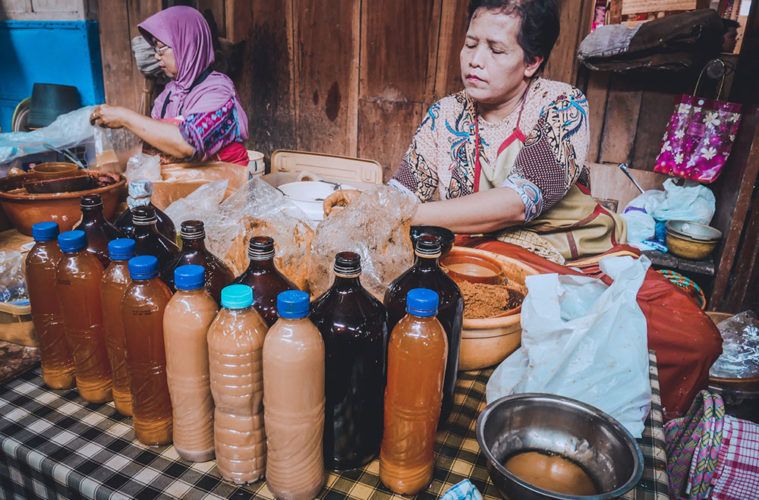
[0,172,126,236]
[29,162,79,179]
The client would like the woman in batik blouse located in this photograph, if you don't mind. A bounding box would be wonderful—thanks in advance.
[90,6,249,165]
[392,0,626,262]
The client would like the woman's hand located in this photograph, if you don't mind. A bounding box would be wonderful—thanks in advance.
[90,105,133,129]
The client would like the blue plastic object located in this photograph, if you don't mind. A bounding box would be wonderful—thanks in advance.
[108,239,136,261]
[128,255,159,280]
[31,221,58,242]
[221,284,254,309]
[0,20,104,132]
[58,230,85,253]
[175,265,205,291]
[276,290,310,319]
[406,288,439,317]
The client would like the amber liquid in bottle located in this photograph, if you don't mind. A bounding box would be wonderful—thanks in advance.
[121,255,173,446]
[264,290,325,499]
[208,284,268,483]
[73,194,124,268]
[233,236,297,327]
[311,252,387,470]
[131,205,179,275]
[56,230,113,403]
[115,180,176,242]
[384,234,462,421]
[100,239,136,416]
[163,220,233,303]
[26,222,75,390]
[380,288,447,495]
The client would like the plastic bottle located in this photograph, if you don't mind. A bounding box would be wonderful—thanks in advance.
[56,230,113,403]
[207,284,268,483]
[100,238,136,416]
[122,255,173,446]
[264,290,325,499]
[26,222,75,390]
[73,194,124,268]
[163,220,233,303]
[115,180,176,241]
[164,265,218,462]
[131,205,180,274]
[233,236,297,327]
[384,234,463,421]
[380,288,447,495]
[310,252,386,470]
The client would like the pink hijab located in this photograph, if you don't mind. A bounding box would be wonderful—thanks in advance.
[138,6,248,139]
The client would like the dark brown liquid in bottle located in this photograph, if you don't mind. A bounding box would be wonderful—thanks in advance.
[311,252,387,470]
[131,205,180,275]
[383,234,463,422]
[233,236,297,327]
[115,180,176,242]
[73,194,124,268]
[26,235,75,390]
[163,220,233,303]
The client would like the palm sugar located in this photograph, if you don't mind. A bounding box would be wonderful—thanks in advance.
[457,280,523,319]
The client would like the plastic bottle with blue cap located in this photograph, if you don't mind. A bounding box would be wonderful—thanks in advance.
[207,283,268,483]
[121,255,174,445]
[164,265,219,462]
[380,288,448,495]
[264,290,325,498]
[55,230,113,403]
[26,222,75,390]
[100,238,136,416]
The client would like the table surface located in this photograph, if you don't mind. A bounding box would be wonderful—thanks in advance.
[0,354,670,500]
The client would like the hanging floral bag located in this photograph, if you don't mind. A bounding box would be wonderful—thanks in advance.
[654,63,742,183]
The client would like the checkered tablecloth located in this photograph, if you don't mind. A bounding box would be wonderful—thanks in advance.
[0,353,669,499]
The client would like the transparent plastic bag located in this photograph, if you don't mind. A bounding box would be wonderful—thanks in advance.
[204,178,314,290]
[709,311,759,379]
[0,107,96,164]
[308,186,417,300]
[0,251,27,303]
[125,153,161,182]
[165,180,228,228]
[94,127,142,174]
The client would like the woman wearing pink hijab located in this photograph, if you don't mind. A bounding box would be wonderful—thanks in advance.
[90,6,249,165]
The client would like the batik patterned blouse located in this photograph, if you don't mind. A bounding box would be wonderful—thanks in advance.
[391,78,590,223]
[178,96,245,162]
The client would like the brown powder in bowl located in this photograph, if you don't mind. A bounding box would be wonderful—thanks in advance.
[457,280,521,319]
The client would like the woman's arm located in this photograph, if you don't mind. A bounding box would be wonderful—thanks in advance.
[411,187,525,233]
[90,105,195,159]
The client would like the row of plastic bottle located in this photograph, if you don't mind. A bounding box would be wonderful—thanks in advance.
[26,218,463,497]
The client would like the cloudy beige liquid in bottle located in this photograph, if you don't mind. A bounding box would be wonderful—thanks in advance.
[264,290,325,500]
[208,284,268,483]
[164,265,219,462]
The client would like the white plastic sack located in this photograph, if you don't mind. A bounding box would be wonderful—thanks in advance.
[486,256,652,438]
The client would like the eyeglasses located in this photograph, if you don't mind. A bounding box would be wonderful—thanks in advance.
[155,45,172,56]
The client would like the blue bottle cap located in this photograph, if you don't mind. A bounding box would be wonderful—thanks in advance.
[108,238,136,261]
[32,221,59,242]
[221,284,253,309]
[175,265,205,291]
[276,290,310,319]
[58,230,86,253]
[406,288,439,317]
[128,255,159,280]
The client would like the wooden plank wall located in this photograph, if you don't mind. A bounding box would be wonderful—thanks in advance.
[98,0,589,180]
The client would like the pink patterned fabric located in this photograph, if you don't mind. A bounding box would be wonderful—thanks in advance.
[654,95,741,184]
[712,416,759,499]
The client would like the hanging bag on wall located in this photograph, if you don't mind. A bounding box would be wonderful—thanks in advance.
[654,63,742,184]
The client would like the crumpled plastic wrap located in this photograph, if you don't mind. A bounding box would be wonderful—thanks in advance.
[125,153,161,182]
[710,311,759,379]
[308,186,417,299]
[204,178,314,290]
[165,180,228,228]
[94,127,142,173]
[0,251,27,303]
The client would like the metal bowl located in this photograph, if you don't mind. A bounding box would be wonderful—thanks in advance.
[476,394,644,499]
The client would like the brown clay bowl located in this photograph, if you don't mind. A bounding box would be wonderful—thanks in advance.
[444,247,538,371]
[441,252,504,285]
[29,162,79,179]
[0,172,126,236]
